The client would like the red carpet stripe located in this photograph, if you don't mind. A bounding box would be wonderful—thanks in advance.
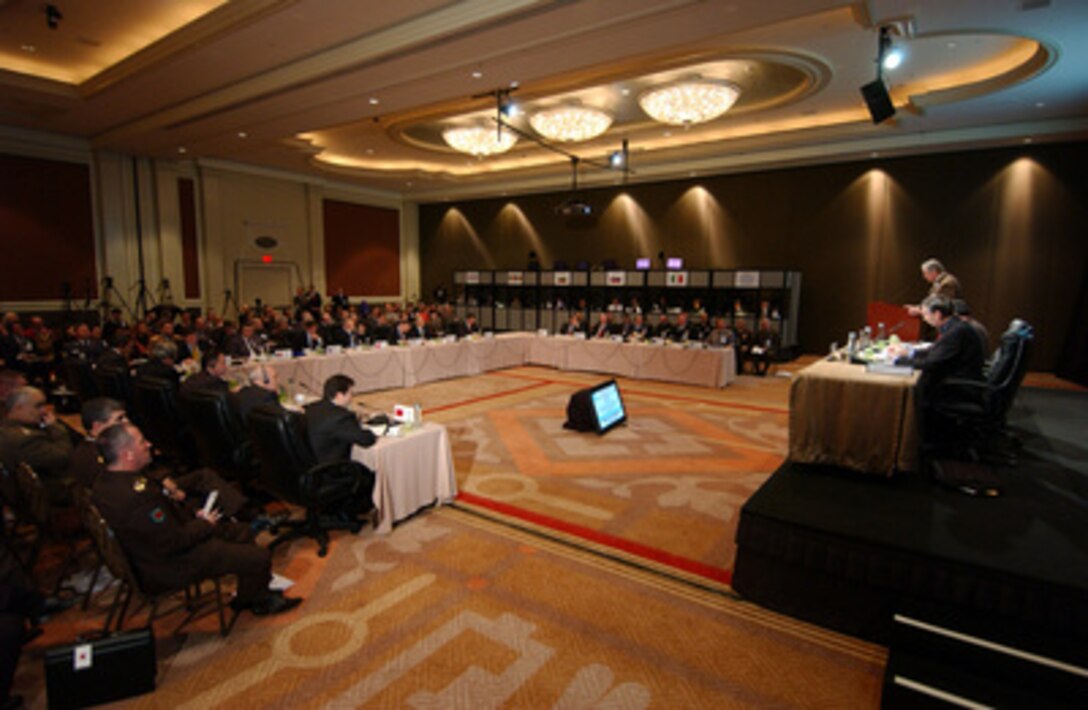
[456,490,733,585]
[488,369,789,415]
[427,380,552,414]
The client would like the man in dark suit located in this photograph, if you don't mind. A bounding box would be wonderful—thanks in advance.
[224,321,264,359]
[180,349,230,397]
[453,314,480,339]
[135,338,181,389]
[892,295,986,459]
[229,365,281,426]
[303,375,376,508]
[93,423,300,616]
[304,375,376,463]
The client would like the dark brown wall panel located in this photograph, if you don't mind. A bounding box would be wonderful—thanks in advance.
[178,178,201,299]
[323,200,400,297]
[0,153,97,301]
[419,142,1088,370]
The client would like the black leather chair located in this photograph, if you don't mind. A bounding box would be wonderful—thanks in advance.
[132,376,195,467]
[246,404,371,557]
[178,389,257,483]
[94,364,137,424]
[934,319,1034,462]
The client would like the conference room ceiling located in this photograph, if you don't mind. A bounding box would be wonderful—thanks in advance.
[0,0,1085,201]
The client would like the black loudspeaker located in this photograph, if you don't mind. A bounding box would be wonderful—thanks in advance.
[860,78,896,124]
[563,386,596,433]
[44,628,157,709]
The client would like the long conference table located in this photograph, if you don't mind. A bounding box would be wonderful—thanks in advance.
[230,333,736,395]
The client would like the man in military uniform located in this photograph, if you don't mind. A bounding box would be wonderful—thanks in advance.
[92,423,300,616]
[0,387,74,504]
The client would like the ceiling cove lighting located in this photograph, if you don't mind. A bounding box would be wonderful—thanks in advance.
[638,80,741,126]
[529,105,612,142]
[442,125,517,156]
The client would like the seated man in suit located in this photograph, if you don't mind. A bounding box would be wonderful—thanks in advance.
[93,423,300,616]
[706,317,734,348]
[453,314,480,339]
[230,365,282,427]
[180,348,230,396]
[590,313,615,339]
[225,320,265,359]
[890,295,986,459]
[135,337,181,389]
[303,375,376,510]
[559,313,586,336]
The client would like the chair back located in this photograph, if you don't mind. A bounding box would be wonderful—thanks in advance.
[247,405,317,504]
[94,365,136,420]
[985,319,1033,421]
[132,377,188,461]
[178,389,252,478]
[80,500,142,592]
[14,463,51,528]
[62,358,99,401]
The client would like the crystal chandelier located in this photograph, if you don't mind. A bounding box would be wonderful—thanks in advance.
[529,105,613,142]
[442,125,517,156]
[638,80,741,126]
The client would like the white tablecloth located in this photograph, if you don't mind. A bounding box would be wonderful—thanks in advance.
[352,422,457,533]
[228,333,734,393]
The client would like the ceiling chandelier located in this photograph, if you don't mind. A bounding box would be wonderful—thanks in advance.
[442,125,517,156]
[529,105,613,142]
[638,80,741,126]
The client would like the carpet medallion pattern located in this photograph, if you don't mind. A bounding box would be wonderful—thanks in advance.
[107,511,884,709]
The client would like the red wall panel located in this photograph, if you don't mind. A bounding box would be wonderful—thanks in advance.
[323,200,400,297]
[178,178,201,299]
[0,153,97,301]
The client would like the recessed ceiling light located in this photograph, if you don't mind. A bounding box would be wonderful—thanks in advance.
[177,147,187,154]
[20,44,37,53]
[365,148,374,155]
[369,97,379,105]
[620,88,631,96]
[509,80,519,88]
[1034,101,1046,108]
[471,70,483,79]
[1023,137,1033,144]
[237,131,248,139]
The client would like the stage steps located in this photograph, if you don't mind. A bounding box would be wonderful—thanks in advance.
[882,601,1087,708]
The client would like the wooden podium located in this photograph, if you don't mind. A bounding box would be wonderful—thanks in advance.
[867,301,919,341]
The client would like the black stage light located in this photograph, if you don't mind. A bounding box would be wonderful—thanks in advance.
[861,78,896,124]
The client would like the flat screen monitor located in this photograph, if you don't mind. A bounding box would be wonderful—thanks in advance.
[666,257,683,270]
[590,379,627,434]
[635,258,651,270]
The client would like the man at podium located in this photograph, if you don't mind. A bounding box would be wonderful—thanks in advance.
[905,258,961,317]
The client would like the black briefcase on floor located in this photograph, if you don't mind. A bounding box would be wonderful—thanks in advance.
[43,627,157,709]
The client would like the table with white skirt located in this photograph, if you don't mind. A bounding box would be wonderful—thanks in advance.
[227,332,735,393]
[351,422,457,534]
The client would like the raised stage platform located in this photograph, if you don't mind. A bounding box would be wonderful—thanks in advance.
[732,387,1088,705]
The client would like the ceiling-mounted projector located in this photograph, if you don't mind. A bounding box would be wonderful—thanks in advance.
[555,198,593,217]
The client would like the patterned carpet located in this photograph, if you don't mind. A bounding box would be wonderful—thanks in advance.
[364,366,791,586]
[17,509,885,708]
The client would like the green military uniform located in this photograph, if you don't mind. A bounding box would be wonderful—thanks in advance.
[0,420,74,504]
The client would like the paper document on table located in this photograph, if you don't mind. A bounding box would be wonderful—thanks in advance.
[866,362,914,377]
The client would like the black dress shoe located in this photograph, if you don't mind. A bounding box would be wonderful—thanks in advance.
[233,593,302,616]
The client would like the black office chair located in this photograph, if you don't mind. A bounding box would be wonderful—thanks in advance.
[178,389,257,483]
[132,377,195,467]
[246,405,372,557]
[94,364,138,425]
[934,319,1034,463]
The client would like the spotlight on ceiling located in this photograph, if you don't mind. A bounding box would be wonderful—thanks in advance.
[860,26,899,124]
[45,4,63,29]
